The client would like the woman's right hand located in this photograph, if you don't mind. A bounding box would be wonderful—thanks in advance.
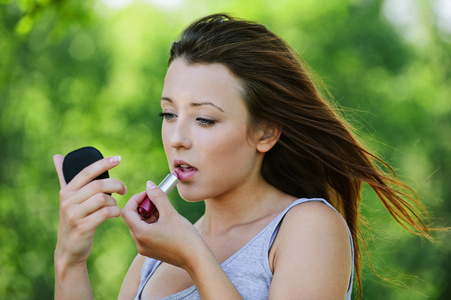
[53,154,127,268]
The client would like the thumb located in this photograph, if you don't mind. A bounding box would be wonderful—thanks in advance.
[145,181,176,218]
[53,154,67,188]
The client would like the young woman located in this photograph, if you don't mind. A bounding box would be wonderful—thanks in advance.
[53,14,432,299]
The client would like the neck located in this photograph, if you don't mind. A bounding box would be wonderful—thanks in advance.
[197,177,295,235]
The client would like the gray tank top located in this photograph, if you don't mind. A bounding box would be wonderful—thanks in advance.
[134,198,354,299]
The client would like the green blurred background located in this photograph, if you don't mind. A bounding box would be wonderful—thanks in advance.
[1,0,450,299]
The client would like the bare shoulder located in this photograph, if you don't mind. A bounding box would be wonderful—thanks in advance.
[268,200,352,299]
[272,201,351,263]
[281,201,349,237]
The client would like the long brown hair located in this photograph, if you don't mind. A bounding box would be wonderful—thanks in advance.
[168,13,432,298]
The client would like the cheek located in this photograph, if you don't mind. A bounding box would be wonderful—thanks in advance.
[161,125,173,161]
[162,128,170,147]
[206,127,255,169]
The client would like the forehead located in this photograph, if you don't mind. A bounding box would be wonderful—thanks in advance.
[162,59,245,107]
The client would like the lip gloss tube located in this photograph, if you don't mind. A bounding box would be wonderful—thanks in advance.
[137,171,179,219]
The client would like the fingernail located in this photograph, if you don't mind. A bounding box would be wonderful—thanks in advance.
[109,156,121,165]
[147,181,157,189]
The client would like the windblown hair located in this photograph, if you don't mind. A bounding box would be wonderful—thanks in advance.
[168,13,431,298]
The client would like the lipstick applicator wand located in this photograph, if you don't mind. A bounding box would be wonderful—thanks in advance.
[137,171,179,219]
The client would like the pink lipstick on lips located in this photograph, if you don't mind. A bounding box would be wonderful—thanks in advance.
[174,160,198,181]
[137,170,179,219]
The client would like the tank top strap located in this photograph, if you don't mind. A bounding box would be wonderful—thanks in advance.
[265,198,354,299]
[267,198,335,247]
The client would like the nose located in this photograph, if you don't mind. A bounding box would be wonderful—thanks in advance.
[167,118,192,150]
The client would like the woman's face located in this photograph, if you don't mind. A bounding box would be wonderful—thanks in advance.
[160,58,264,202]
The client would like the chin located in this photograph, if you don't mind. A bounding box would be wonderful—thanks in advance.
[176,188,206,203]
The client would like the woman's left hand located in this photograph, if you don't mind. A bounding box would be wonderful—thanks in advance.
[121,181,206,270]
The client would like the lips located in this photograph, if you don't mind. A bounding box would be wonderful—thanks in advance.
[174,160,198,181]
[178,164,196,172]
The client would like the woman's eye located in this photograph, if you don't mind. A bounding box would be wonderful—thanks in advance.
[158,112,176,121]
[196,118,216,127]
[159,112,215,126]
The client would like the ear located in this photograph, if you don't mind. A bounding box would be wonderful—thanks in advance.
[256,123,281,153]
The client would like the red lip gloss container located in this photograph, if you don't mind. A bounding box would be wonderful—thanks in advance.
[137,171,179,219]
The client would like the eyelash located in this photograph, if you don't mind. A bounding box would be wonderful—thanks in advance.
[158,112,217,127]
[196,118,216,127]
[158,112,175,120]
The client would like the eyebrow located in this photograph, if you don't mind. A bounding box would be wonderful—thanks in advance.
[161,97,225,113]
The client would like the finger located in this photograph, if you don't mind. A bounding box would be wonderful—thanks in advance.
[79,205,122,233]
[68,156,122,192]
[65,178,127,205]
[85,178,127,199]
[122,191,159,224]
[122,192,150,229]
[124,191,148,210]
[121,192,165,232]
[148,210,160,223]
[53,154,67,188]
[145,181,176,217]
[76,193,119,219]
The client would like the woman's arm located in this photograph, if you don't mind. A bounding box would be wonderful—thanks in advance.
[121,181,243,300]
[184,242,242,300]
[54,261,93,300]
[53,154,126,299]
[268,201,352,299]
[118,254,146,300]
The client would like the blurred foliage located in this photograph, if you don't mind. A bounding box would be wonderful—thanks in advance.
[0,0,450,299]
